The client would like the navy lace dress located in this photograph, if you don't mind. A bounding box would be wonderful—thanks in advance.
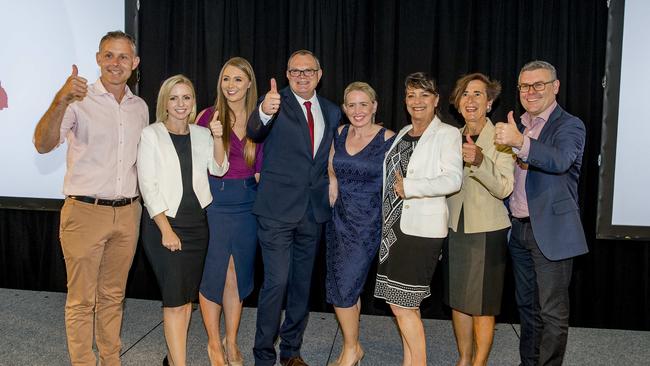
[326,125,395,307]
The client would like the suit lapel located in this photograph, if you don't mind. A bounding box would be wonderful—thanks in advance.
[537,105,563,142]
[282,88,313,157]
[188,125,201,183]
[475,118,496,153]
[314,95,334,158]
[154,122,182,175]
[419,116,441,145]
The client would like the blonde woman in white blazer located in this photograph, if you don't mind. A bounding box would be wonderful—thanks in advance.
[374,72,463,366]
[137,75,228,366]
[443,73,515,366]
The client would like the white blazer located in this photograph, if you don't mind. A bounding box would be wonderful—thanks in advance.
[137,122,229,218]
[383,116,463,238]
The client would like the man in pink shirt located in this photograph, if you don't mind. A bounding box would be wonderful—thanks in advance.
[495,60,587,366]
[33,31,148,366]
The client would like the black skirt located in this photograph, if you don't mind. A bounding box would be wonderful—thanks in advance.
[142,212,208,307]
[374,222,444,308]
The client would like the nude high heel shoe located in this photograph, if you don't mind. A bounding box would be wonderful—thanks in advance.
[329,346,364,366]
[355,347,365,365]
[222,338,244,366]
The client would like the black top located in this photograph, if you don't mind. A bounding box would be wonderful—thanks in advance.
[169,132,203,221]
[396,133,421,177]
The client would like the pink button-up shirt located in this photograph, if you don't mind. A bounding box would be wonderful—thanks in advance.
[59,80,149,199]
[509,101,557,218]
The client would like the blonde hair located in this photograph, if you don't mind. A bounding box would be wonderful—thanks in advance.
[212,57,258,167]
[156,75,197,124]
[343,81,377,104]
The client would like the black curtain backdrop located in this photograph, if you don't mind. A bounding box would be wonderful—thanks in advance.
[2,0,649,331]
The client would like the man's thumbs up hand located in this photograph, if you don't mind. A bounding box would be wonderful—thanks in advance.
[56,64,88,105]
[495,111,524,148]
[261,78,281,115]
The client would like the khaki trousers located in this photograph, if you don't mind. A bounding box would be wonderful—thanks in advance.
[59,197,141,366]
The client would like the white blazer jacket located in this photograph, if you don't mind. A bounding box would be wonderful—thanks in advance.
[383,116,463,238]
[137,122,229,218]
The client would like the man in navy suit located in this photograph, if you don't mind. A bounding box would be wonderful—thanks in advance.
[247,50,341,366]
[495,60,588,366]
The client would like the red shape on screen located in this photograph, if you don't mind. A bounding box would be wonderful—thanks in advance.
[0,81,7,110]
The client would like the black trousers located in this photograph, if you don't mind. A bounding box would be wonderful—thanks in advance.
[508,218,573,366]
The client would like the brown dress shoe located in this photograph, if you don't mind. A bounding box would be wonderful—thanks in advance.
[280,356,309,366]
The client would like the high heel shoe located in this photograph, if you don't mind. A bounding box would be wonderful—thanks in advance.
[327,360,340,366]
[222,338,244,366]
[354,347,365,365]
[207,342,227,366]
[329,346,364,366]
[348,346,365,366]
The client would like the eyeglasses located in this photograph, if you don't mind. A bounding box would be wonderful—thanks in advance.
[517,80,556,93]
[288,69,319,77]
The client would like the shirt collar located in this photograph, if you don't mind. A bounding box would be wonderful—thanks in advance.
[92,79,134,100]
[292,90,318,106]
[521,100,557,128]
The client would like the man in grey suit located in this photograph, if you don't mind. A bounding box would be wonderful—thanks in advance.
[495,60,588,366]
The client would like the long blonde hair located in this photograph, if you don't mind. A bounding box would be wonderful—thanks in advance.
[155,74,197,124]
[213,57,258,167]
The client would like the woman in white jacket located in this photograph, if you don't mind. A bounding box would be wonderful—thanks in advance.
[374,72,462,366]
[137,74,228,366]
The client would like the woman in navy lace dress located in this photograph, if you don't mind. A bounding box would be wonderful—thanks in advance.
[326,82,395,366]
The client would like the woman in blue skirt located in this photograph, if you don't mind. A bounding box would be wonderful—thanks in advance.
[196,57,262,366]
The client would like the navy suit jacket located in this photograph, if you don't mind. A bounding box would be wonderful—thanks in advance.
[522,105,588,260]
[247,87,341,224]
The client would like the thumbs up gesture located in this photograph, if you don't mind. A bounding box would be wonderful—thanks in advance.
[494,111,524,148]
[209,109,223,138]
[462,132,483,166]
[56,64,88,105]
[261,78,282,115]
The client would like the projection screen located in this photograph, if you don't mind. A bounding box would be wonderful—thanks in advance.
[0,0,135,210]
[597,0,650,239]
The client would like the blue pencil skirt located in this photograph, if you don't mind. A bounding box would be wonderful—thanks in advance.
[199,176,258,304]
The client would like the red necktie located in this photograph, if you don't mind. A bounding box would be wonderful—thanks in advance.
[304,101,315,155]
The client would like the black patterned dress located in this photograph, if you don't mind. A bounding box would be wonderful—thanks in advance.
[374,133,445,308]
[325,125,395,307]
